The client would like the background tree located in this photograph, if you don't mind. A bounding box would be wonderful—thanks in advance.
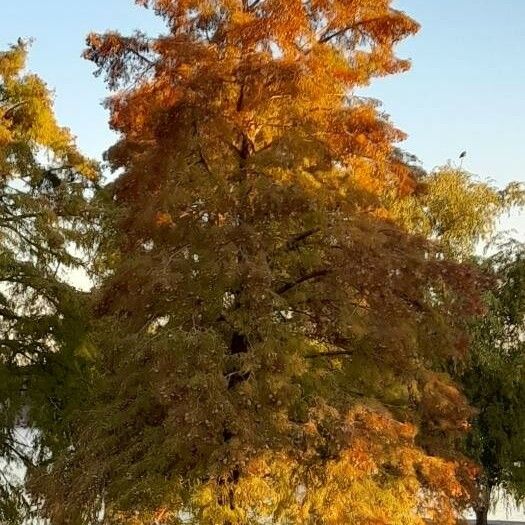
[28,2,489,524]
[458,244,525,525]
[0,41,98,523]
[387,162,523,259]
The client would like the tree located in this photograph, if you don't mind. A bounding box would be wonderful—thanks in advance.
[387,163,524,259]
[28,2,487,524]
[386,163,525,525]
[0,41,98,523]
[458,244,525,525]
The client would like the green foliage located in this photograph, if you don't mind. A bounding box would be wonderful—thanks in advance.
[0,41,99,522]
[459,243,525,513]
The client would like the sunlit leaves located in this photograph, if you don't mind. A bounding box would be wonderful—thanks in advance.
[390,165,525,258]
[26,2,490,524]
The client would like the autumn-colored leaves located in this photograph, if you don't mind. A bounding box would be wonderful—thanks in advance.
[36,1,476,523]
[1,2,524,525]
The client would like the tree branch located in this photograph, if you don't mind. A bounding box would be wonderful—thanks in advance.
[305,349,354,359]
[276,268,331,295]
[317,16,387,44]
[1,101,28,118]
[285,227,321,250]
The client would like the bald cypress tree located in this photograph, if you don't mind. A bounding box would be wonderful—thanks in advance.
[29,2,487,524]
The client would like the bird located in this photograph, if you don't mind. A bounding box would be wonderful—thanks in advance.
[459,150,467,168]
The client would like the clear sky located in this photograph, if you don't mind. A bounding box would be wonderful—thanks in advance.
[1,2,525,519]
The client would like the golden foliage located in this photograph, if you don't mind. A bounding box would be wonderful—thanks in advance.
[27,2,487,524]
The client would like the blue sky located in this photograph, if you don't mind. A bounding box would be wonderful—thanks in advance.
[373,0,525,181]
[369,0,525,241]
[1,0,163,158]
[1,1,525,520]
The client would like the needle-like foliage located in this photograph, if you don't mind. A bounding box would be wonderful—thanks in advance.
[0,41,98,523]
[27,2,491,524]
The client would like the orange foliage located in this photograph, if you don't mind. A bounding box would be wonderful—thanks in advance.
[27,1,486,524]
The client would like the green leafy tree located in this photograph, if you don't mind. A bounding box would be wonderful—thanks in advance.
[0,41,98,523]
[459,244,525,525]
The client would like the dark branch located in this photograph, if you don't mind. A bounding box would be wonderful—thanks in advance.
[305,350,354,359]
[319,26,353,44]
[276,268,331,295]
[285,227,321,250]
[2,101,28,118]
[318,16,387,44]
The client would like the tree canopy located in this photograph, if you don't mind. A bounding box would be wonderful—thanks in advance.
[389,164,524,258]
[25,2,492,524]
[0,41,98,523]
[0,3,521,525]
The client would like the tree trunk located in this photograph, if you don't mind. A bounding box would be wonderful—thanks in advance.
[474,481,491,525]
[475,507,488,525]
